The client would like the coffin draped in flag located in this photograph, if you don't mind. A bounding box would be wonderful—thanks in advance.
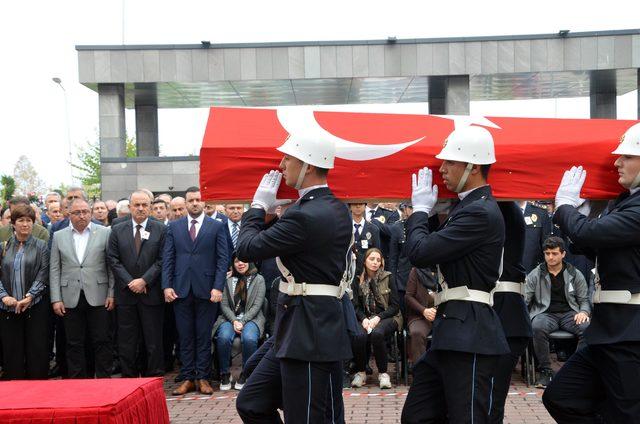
[199,106,639,201]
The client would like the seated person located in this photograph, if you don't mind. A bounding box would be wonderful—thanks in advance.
[525,236,591,388]
[404,267,437,364]
[350,248,402,389]
[213,254,266,391]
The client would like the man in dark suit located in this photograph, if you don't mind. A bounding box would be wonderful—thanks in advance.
[543,123,640,423]
[107,190,166,377]
[162,186,230,396]
[235,135,352,423]
[402,126,508,424]
[349,202,381,276]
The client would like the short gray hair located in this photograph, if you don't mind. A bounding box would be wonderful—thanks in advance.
[68,197,89,211]
[116,199,130,214]
[45,192,62,202]
[129,190,153,203]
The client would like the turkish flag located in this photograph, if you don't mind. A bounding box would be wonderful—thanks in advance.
[199,107,638,201]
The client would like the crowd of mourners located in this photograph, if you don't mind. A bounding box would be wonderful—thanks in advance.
[0,187,591,392]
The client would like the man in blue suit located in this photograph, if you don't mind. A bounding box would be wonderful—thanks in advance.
[162,186,230,396]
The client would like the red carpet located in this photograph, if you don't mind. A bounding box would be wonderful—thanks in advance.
[0,377,169,423]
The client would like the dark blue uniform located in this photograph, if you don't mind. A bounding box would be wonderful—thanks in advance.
[352,220,381,277]
[235,187,352,424]
[543,191,640,423]
[522,202,553,273]
[401,185,508,424]
[491,202,533,423]
[370,207,400,259]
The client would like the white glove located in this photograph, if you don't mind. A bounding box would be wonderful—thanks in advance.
[555,166,587,208]
[412,167,438,214]
[251,171,291,214]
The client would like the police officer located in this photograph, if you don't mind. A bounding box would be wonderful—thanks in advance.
[235,132,353,423]
[491,201,533,423]
[519,201,553,273]
[542,122,640,423]
[401,126,509,424]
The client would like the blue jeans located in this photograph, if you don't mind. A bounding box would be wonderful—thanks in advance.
[216,321,260,374]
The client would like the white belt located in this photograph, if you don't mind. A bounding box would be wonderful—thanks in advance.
[433,286,492,306]
[493,281,524,296]
[279,281,342,297]
[592,288,640,305]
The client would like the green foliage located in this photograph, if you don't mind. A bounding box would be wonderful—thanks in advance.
[72,136,137,199]
[1,175,16,201]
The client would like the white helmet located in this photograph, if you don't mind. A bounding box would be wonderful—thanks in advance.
[612,122,640,156]
[436,126,496,165]
[277,134,335,169]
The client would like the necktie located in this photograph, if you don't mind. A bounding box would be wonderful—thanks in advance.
[134,224,142,254]
[354,223,361,243]
[189,219,197,242]
[231,222,239,248]
[369,210,375,220]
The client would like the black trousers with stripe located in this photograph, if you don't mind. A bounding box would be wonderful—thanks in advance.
[543,342,640,423]
[237,339,345,423]
[401,348,499,424]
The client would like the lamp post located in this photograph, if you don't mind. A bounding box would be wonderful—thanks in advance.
[52,77,74,185]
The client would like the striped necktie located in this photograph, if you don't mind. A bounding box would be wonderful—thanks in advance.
[231,222,239,248]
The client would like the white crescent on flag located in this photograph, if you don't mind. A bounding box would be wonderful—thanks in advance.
[276,107,424,161]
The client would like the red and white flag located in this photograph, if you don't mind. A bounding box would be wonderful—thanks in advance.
[199,106,638,201]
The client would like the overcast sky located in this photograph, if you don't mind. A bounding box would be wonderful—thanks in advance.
[1,0,638,188]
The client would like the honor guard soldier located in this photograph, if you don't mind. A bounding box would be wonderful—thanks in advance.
[235,133,353,423]
[543,122,640,423]
[401,126,509,424]
[491,201,533,423]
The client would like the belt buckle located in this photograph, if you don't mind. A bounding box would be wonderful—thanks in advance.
[301,282,307,296]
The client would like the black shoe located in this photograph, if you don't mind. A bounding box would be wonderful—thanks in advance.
[556,350,569,362]
[535,368,554,389]
[234,372,246,390]
[342,372,351,389]
[48,364,61,378]
[220,373,232,391]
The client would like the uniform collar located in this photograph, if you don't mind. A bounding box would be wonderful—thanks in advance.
[458,184,490,201]
[299,185,331,201]
[298,184,329,199]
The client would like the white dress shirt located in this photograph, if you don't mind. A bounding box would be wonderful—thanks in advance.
[188,213,205,238]
[131,218,148,237]
[71,223,92,262]
[352,217,365,236]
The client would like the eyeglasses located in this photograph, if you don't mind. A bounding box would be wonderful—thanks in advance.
[69,210,91,216]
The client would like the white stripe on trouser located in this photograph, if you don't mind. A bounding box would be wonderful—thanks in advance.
[307,363,312,424]
[489,377,494,413]
[329,373,335,423]
[471,354,477,424]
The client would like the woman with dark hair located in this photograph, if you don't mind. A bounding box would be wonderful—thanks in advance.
[350,248,402,389]
[213,254,266,391]
[0,204,50,379]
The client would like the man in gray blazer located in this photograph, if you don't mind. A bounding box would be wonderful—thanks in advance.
[50,198,115,378]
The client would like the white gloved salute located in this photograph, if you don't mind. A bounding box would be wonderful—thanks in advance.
[555,165,587,208]
[412,167,438,214]
[251,170,291,214]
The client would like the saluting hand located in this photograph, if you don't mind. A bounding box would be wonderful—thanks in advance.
[412,167,438,215]
[555,165,587,208]
[251,170,291,214]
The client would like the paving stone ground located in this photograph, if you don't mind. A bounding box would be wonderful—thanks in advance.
[163,363,555,423]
